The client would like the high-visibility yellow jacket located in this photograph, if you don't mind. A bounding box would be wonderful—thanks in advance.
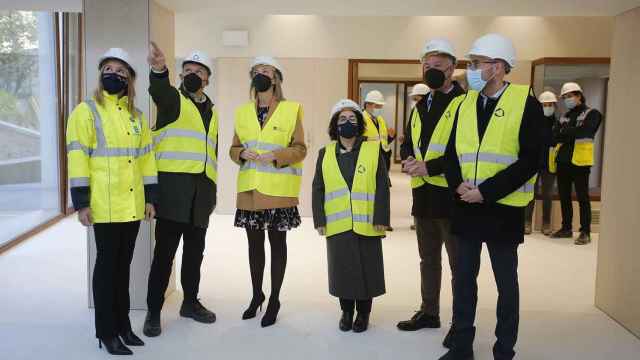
[548,108,596,173]
[363,111,390,152]
[66,92,157,223]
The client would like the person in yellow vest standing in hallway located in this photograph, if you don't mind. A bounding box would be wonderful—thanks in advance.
[397,39,466,342]
[67,48,157,355]
[363,90,395,230]
[144,43,219,337]
[549,82,602,245]
[406,83,430,231]
[312,99,390,333]
[230,56,306,327]
[440,34,544,360]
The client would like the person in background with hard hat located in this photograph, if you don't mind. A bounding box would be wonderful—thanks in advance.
[230,56,306,328]
[524,91,559,235]
[550,82,602,245]
[67,48,157,355]
[406,83,430,231]
[441,34,544,360]
[312,99,390,333]
[397,39,466,340]
[143,43,218,337]
[363,90,395,230]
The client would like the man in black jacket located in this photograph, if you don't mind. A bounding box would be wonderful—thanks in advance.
[397,39,465,339]
[439,34,543,360]
[143,43,218,337]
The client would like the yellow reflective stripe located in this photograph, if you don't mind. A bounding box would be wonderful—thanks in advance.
[69,177,90,187]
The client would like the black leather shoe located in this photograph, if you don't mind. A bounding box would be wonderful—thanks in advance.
[143,312,161,337]
[119,330,144,346]
[575,232,591,245]
[339,311,354,332]
[261,298,281,327]
[180,299,216,324]
[438,349,474,360]
[98,336,133,355]
[352,312,370,333]
[397,310,440,331]
[551,229,573,238]
[442,327,454,349]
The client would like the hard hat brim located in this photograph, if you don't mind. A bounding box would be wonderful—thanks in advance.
[99,57,136,77]
[182,60,212,76]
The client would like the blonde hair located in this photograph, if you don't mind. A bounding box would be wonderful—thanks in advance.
[93,64,139,118]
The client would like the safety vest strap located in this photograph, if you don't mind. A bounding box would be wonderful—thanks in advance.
[240,161,302,176]
[458,152,518,166]
[242,141,285,152]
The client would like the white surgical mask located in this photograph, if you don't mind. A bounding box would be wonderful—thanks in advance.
[466,68,488,92]
[371,108,383,117]
[564,98,578,110]
[543,106,555,117]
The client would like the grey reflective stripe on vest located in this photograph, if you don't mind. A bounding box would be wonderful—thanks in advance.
[243,141,284,152]
[86,100,107,148]
[156,151,206,162]
[86,99,148,158]
[575,138,593,144]
[426,143,446,153]
[458,152,517,165]
[325,188,349,202]
[414,147,421,156]
[67,141,93,156]
[353,214,374,224]
[326,209,352,223]
[241,161,302,176]
[206,156,218,169]
[69,177,90,187]
[208,139,217,150]
[153,128,207,146]
[475,178,534,193]
[368,136,381,141]
[143,176,158,185]
[351,192,375,202]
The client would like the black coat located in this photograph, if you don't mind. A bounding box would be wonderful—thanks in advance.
[553,104,602,167]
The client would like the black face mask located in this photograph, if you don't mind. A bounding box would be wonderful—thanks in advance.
[424,68,446,90]
[101,73,128,94]
[183,73,203,93]
[252,73,273,93]
[338,121,359,139]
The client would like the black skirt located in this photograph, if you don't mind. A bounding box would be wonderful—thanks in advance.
[234,207,301,231]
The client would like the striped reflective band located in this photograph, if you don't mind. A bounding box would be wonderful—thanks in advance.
[325,188,349,202]
[240,161,302,176]
[353,214,374,224]
[427,143,446,153]
[156,151,206,162]
[242,141,284,152]
[326,209,352,223]
[153,128,206,145]
[67,141,93,156]
[414,147,422,155]
[475,178,534,193]
[458,152,517,165]
[143,176,158,185]
[368,136,381,141]
[351,192,375,202]
[206,156,218,169]
[69,177,89,187]
[575,138,593,144]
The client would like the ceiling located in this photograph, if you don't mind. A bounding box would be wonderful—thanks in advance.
[156,0,640,16]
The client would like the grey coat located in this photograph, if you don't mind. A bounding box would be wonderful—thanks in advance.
[312,137,390,299]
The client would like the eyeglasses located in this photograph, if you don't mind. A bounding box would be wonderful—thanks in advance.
[337,116,357,124]
[467,60,497,70]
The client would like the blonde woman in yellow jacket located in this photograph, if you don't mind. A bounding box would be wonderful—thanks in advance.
[66,48,157,356]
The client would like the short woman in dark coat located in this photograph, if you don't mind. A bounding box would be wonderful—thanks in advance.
[312,99,390,333]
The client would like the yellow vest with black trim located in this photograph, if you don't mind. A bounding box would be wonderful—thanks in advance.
[153,93,218,183]
[410,95,466,188]
[235,101,303,197]
[363,111,390,152]
[548,108,595,173]
[66,93,158,223]
[455,84,537,207]
[322,141,385,237]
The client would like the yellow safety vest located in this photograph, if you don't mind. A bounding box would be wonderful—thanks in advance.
[322,141,385,237]
[153,93,218,183]
[66,93,158,223]
[363,111,390,152]
[548,108,595,173]
[455,85,537,207]
[410,95,466,188]
[235,101,303,197]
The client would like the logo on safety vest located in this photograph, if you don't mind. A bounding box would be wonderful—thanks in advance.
[357,164,366,174]
[494,108,505,117]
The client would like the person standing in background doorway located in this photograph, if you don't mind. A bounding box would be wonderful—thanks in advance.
[407,83,430,231]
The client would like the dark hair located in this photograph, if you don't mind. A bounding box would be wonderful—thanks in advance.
[328,110,365,140]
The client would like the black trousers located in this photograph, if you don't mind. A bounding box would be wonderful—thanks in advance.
[147,219,207,314]
[452,233,519,360]
[339,298,373,314]
[92,221,140,339]
[524,170,555,226]
[556,163,591,233]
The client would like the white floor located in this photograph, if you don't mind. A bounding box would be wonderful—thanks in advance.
[1,171,639,360]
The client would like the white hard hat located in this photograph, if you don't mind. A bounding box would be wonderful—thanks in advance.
[99,48,135,76]
[250,56,283,79]
[183,50,212,75]
[331,99,363,118]
[364,90,385,105]
[560,82,583,96]
[538,91,558,103]
[409,84,430,97]
[468,33,517,68]
[421,38,456,61]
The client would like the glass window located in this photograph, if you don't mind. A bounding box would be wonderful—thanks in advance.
[0,11,61,247]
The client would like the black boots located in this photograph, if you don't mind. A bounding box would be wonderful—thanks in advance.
[339,311,354,331]
[443,327,455,349]
[143,312,161,337]
[260,298,281,327]
[438,349,475,360]
[352,312,370,333]
[180,299,217,324]
[119,330,144,346]
[242,292,266,320]
[397,310,441,331]
[98,336,133,355]
[575,232,591,245]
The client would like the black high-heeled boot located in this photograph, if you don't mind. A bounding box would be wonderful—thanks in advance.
[352,312,370,333]
[260,298,281,327]
[119,330,145,346]
[242,292,266,320]
[98,336,133,355]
